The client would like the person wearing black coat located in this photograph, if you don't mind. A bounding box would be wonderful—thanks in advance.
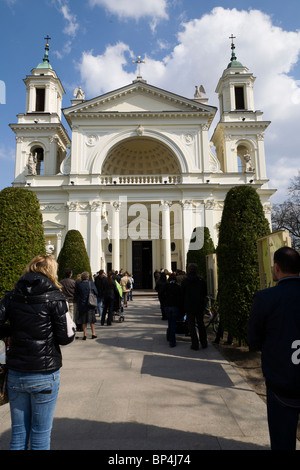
[155,272,168,319]
[0,255,75,450]
[248,247,300,450]
[161,273,183,347]
[181,263,207,350]
[94,269,106,317]
[75,271,98,339]
[101,271,119,325]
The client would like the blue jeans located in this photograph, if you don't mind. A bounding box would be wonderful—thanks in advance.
[165,306,179,347]
[7,369,60,450]
[97,296,103,316]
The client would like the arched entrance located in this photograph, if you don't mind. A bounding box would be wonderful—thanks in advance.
[101,136,182,288]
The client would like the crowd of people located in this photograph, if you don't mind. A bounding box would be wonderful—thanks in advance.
[60,268,134,338]
[155,265,207,350]
[59,263,209,351]
[1,247,300,451]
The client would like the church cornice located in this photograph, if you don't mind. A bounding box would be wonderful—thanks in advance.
[212,120,270,140]
[9,122,70,145]
[216,120,271,128]
[67,110,214,119]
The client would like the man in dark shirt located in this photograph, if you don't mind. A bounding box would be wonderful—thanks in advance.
[94,270,106,317]
[248,247,300,450]
[181,263,207,350]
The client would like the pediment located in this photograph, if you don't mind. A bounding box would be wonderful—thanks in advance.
[43,220,65,230]
[63,81,217,118]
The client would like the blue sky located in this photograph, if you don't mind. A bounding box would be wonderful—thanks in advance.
[1,0,300,203]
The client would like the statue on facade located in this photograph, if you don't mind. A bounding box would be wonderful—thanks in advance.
[194,85,206,98]
[27,152,37,175]
[243,152,254,172]
[45,240,55,255]
[73,86,85,99]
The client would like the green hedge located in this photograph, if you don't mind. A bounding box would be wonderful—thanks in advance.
[0,187,46,298]
[57,229,92,280]
[216,186,270,342]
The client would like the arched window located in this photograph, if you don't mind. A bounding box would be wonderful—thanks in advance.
[31,146,44,175]
[236,143,253,173]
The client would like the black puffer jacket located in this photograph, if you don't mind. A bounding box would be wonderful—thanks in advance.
[0,272,74,373]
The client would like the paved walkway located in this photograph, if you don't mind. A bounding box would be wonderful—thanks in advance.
[0,292,291,451]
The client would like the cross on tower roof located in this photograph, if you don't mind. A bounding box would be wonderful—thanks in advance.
[132,55,146,78]
[229,34,236,44]
[44,35,51,45]
[37,35,52,69]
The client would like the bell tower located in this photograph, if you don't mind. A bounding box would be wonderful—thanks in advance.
[212,37,270,182]
[10,37,70,184]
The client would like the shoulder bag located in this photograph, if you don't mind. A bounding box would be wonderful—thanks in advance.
[0,341,8,406]
[88,282,98,308]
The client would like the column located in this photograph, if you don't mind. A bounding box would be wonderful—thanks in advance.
[112,201,120,271]
[201,124,211,172]
[27,85,35,113]
[204,198,216,245]
[67,201,78,231]
[89,201,103,274]
[161,200,172,272]
[56,232,62,257]
[181,200,194,270]
[45,84,51,113]
[47,135,58,175]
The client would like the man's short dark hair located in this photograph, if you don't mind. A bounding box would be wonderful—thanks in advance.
[274,247,300,274]
[187,263,198,274]
[65,268,72,278]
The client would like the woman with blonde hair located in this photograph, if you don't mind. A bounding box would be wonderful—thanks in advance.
[0,255,75,450]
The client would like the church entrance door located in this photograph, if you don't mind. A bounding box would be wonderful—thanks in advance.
[132,241,152,289]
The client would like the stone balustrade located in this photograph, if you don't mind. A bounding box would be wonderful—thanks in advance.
[99,175,182,185]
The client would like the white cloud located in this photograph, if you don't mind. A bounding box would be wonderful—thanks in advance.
[53,40,72,60]
[89,0,168,21]
[60,3,79,37]
[52,0,79,38]
[268,157,299,203]
[78,43,136,97]
[51,1,79,59]
[77,7,300,204]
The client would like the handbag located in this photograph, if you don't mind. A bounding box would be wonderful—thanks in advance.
[88,282,98,308]
[0,363,8,406]
[65,302,76,338]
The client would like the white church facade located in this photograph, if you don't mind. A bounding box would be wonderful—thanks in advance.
[10,40,275,288]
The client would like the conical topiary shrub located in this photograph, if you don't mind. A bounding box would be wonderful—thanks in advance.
[0,187,46,298]
[57,229,92,280]
[216,186,270,343]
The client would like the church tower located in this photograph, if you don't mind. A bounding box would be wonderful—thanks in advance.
[212,37,270,183]
[10,38,70,184]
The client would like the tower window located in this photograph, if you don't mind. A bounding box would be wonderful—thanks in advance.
[30,147,44,175]
[35,88,45,112]
[234,86,245,110]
